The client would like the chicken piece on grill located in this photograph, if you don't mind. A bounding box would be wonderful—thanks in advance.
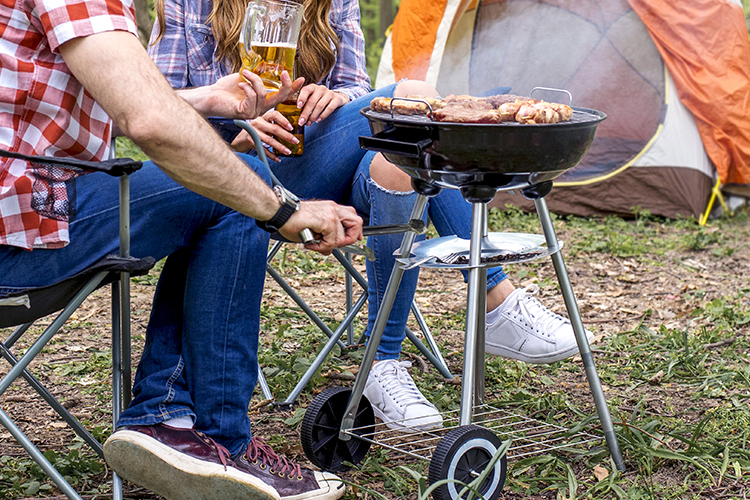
[498,99,533,121]
[516,101,562,124]
[370,96,445,115]
[548,102,574,121]
[433,106,508,123]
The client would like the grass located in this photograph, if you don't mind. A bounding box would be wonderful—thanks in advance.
[1,146,749,498]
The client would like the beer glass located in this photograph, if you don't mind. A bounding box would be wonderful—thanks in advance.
[240,0,303,91]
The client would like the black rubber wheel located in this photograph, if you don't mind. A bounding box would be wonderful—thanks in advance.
[428,425,508,500]
[300,386,375,472]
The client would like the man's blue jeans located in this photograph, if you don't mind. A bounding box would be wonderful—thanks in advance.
[0,155,270,456]
[271,84,507,360]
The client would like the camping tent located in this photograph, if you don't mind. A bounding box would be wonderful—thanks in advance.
[375,0,750,218]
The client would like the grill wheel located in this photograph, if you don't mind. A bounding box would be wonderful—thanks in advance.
[428,425,508,500]
[301,386,375,472]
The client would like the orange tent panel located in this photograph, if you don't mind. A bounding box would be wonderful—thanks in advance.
[391,0,449,81]
[627,0,750,185]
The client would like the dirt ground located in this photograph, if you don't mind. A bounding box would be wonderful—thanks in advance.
[1,216,749,499]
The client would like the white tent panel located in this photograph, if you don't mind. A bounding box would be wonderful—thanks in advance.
[634,75,714,178]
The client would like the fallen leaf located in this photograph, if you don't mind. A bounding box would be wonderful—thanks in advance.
[593,465,609,481]
[648,370,665,385]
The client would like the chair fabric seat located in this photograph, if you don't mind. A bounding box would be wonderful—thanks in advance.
[0,255,155,328]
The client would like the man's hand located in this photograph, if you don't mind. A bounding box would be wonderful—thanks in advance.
[177,71,304,120]
[278,201,363,255]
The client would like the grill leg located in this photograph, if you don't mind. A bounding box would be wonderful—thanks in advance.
[534,197,625,471]
[340,193,430,438]
[459,202,488,426]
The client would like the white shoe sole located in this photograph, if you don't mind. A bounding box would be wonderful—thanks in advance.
[486,332,594,364]
[104,430,280,500]
[286,472,346,500]
[370,404,443,433]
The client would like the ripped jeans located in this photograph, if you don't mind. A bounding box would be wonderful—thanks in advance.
[270,84,507,360]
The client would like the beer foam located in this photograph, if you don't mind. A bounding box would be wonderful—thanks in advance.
[251,42,297,49]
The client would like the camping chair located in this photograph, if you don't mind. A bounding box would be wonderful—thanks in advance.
[233,121,453,408]
[0,147,155,500]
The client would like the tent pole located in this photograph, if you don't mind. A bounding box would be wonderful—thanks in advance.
[700,179,728,225]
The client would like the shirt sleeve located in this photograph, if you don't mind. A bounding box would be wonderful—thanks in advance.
[35,0,138,53]
[147,0,189,89]
[327,0,371,101]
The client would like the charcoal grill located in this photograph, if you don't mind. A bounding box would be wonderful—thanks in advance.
[300,96,625,500]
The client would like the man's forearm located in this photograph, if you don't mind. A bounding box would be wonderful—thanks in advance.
[59,31,281,221]
[174,86,215,116]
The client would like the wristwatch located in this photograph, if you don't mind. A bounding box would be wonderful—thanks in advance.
[256,185,301,233]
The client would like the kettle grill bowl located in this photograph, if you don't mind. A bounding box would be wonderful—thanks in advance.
[359,107,606,191]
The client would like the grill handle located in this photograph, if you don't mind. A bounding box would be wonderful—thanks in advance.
[359,127,433,158]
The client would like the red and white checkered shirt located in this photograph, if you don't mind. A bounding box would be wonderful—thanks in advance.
[0,0,137,249]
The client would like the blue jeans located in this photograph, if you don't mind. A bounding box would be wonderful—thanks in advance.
[270,84,507,360]
[0,155,270,457]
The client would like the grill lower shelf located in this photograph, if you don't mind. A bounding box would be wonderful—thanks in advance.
[397,232,562,269]
[344,403,603,463]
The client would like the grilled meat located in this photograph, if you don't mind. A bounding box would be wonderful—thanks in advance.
[370,96,445,115]
[369,93,573,124]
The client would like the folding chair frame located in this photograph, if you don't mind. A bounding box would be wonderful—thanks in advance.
[0,147,145,500]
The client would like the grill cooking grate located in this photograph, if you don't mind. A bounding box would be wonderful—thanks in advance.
[364,108,602,127]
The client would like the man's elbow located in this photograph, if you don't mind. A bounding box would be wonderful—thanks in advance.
[116,113,170,147]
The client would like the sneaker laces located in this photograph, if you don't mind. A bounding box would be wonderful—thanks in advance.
[376,361,430,410]
[245,437,303,479]
[514,284,568,337]
[195,430,231,471]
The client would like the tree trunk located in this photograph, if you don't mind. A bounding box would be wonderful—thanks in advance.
[133,0,154,48]
[379,0,393,37]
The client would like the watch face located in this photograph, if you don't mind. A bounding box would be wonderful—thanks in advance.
[275,186,300,208]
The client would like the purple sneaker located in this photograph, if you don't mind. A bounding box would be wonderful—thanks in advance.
[104,423,279,500]
[232,437,346,500]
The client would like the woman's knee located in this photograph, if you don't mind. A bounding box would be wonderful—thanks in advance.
[394,79,440,98]
[369,153,413,192]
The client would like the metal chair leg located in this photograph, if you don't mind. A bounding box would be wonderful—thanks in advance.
[0,276,107,500]
[331,248,453,379]
[0,408,84,500]
[256,365,274,401]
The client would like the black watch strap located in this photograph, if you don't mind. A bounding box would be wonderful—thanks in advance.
[256,200,297,233]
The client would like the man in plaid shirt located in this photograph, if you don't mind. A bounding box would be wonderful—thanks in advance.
[0,0,360,498]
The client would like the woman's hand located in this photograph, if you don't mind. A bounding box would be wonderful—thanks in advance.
[297,84,350,125]
[230,109,301,161]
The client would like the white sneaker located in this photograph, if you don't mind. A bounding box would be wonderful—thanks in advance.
[363,360,443,432]
[485,284,594,364]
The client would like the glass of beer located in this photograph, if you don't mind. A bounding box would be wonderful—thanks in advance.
[240,0,303,91]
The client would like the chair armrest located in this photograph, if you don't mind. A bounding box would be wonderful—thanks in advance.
[0,148,142,176]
